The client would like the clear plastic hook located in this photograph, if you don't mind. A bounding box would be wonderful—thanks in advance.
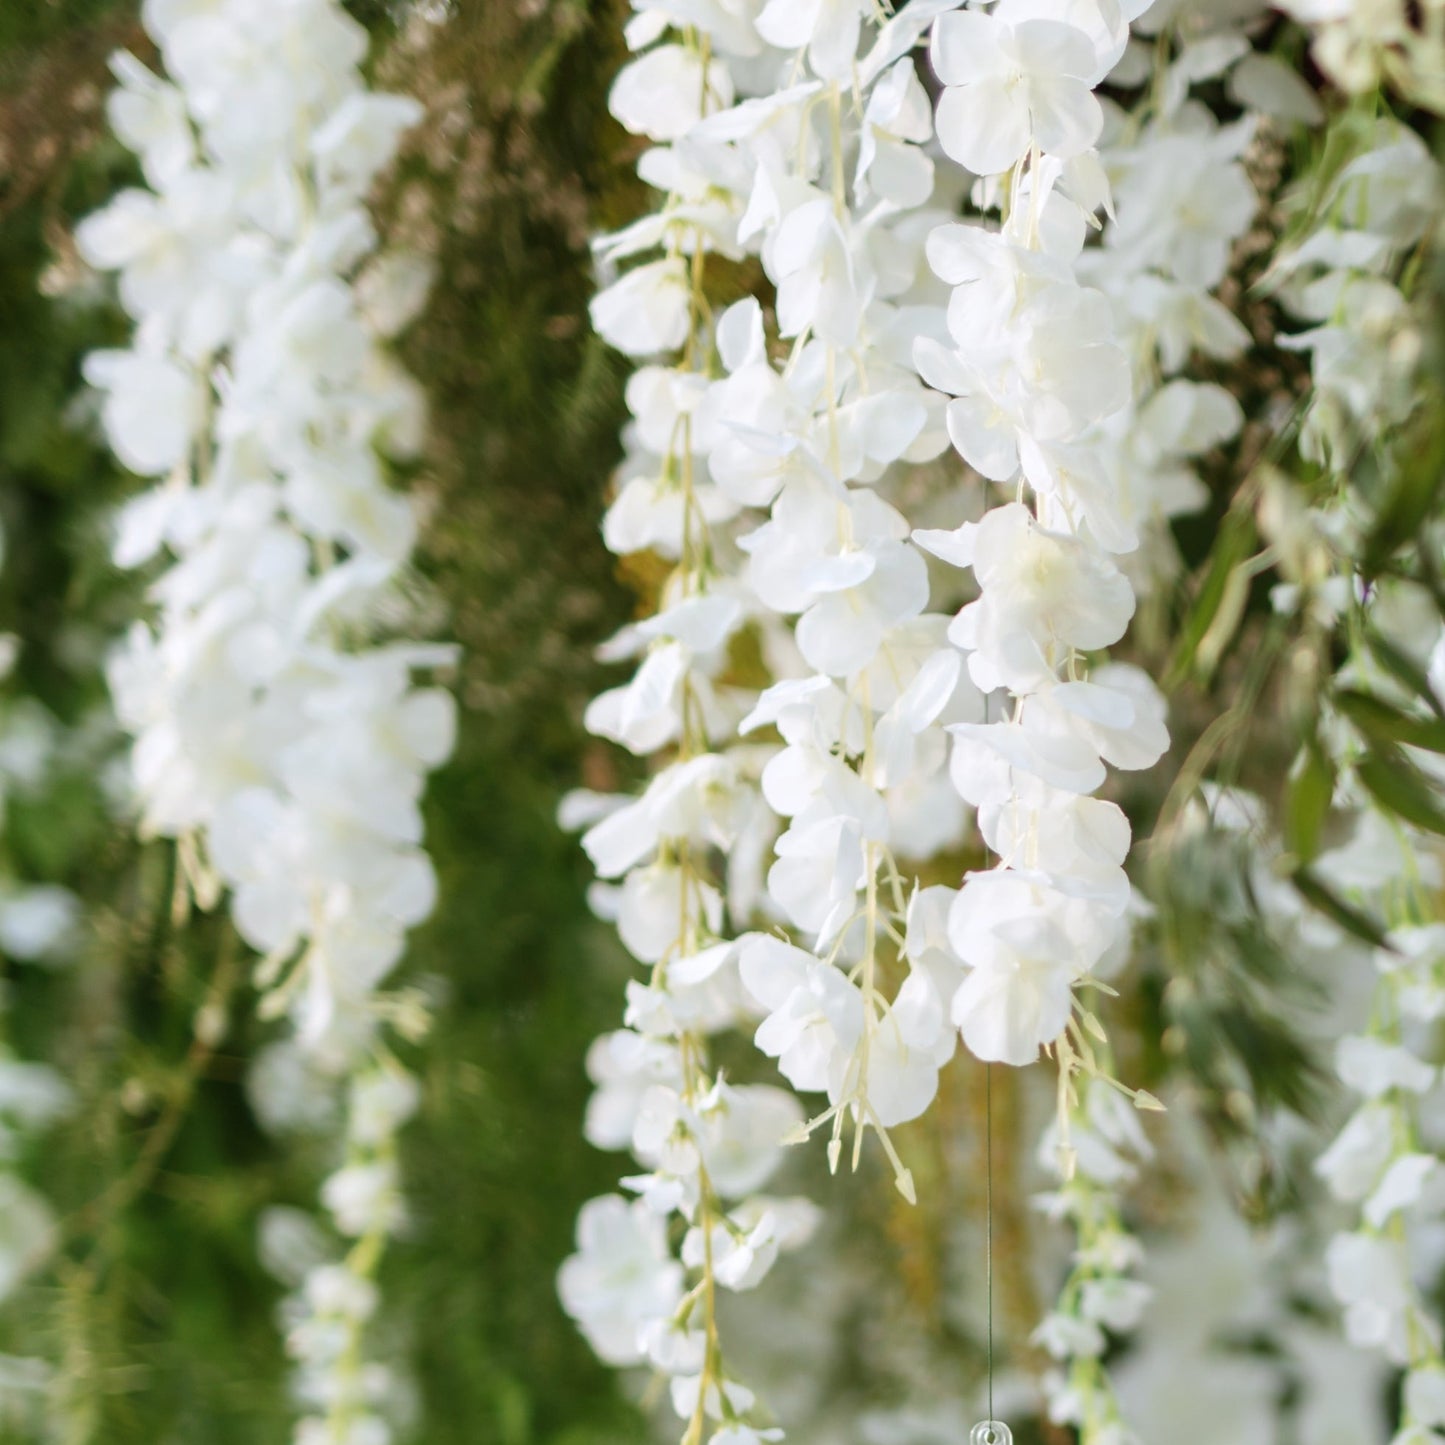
[970,1424,1012,1445]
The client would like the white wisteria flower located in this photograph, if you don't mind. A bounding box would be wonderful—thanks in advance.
[931,9,1104,177]
[558,1194,685,1366]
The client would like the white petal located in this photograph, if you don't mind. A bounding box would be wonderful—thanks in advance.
[935,76,1032,176]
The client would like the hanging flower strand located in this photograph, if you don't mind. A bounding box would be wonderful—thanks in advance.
[76,1,454,1440]
[726,8,974,1196]
[1021,8,1299,1436]
[561,0,1026,1432]
[1264,26,1445,1431]
[562,16,830,1443]
[912,0,1168,1126]
[569,1,1179,1433]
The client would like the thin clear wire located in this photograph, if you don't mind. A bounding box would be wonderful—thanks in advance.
[986,1058,993,1426]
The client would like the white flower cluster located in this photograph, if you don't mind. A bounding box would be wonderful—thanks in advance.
[564,2,975,1435]
[1319,1012,1445,1376]
[1033,1074,1153,1445]
[1294,733,1445,1445]
[288,1063,420,1445]
[1274,117,1437,475]
[1279,0,1440,102]
[1108,1093,1390,1445]
[76,4,450,1442]
[1265,56,1445,1443]
[1078,5,1277,594]
[0,685,81,970]
[0,1023,72,1429]
[1310,610,1445,1443]
[1016,11,1296,1434]
[914,1,1171,1074]
[564,0,1197,1436]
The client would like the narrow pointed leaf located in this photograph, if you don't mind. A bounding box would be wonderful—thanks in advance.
[1336,689,1445,754]
[1291,866,1391,951]
[1283,738,1335,863]
[1356,746,1445,837]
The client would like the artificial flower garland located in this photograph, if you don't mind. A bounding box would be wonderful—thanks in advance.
[76,2,452,1440]
[564,1,1182,1439]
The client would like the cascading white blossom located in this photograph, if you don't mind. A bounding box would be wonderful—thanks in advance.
[706,6,979,1184]
[1302,522,1445,1423]
[1254,26,1445,1438]
[566,0,1192,1437]
[75,3,452,1441]
[909,0,1172,1086]
[1291,738,1445,1444]
[1078,8,1274,595]
[1014,7,1309,1433]
[563,2,991,1437]
[1032,1073,1152,1445]
[556,0,1445,1439]
[1272,120,1437,475]
[896,7,1180,1439]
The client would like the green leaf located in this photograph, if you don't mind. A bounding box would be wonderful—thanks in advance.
[1367,630,1445,720]
[1361,419,1445,577]
[1356,746,1445,836]
[1291,866,1392,950]
[1168,509,1256,687]
[1283,739,1335,863]
[1335,688,1445,753]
